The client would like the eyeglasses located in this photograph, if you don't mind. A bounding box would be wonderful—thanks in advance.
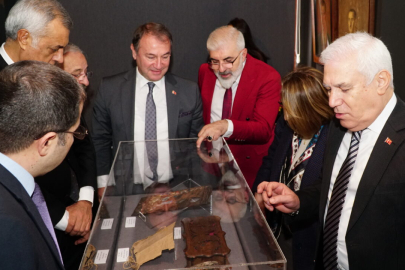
[62,125,88,140]
[34,125,88,140]
[208,50,243,70]
[71,71,93,81]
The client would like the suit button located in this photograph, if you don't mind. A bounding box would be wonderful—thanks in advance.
[246,117,250,121]
[246,156,250,159]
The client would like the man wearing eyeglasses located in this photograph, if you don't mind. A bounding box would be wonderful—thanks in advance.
[35,43,98,270]
[0,61,84,270]
[61,44,92,88]
[197,25,281,188]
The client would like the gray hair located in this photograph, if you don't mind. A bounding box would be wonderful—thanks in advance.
[5,0,72,47]
[64,43,83,55]
[207,25,245,52]
[320,32,394,88]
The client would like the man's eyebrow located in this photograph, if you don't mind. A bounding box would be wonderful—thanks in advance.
[337,82,351,88]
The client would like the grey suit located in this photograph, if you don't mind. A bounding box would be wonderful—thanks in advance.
[92,68,204,176]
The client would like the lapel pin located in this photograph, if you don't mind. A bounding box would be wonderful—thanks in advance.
[384,137,392,145]
[172,90,177,95]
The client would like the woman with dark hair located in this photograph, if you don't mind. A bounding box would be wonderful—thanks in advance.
[228,17,269,63]
[252,66,334,270]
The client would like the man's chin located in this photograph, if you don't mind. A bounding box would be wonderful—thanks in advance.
[216,75,235,89]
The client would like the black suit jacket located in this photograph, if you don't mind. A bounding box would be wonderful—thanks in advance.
[0,165,64,269]
[254,116,328,270]
[296,96,405,269]
[36,117,98,225]
[92,69,204,176]
[0,54,7,70]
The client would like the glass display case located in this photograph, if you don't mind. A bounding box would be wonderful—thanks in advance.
[80,139,286,270]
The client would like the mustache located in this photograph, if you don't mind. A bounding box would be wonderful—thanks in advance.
[218,70,232,76]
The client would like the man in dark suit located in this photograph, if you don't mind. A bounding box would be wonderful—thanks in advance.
[0,0,71,69]
[36,44,98,270]
[196,25,281,187]
[92,22,204,191]
[0,61,84,269]
[257,32,403,269]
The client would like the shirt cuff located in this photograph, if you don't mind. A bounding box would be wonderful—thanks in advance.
[79,186,94,205]
[223,119,234,138]
[55,210,69,231]
[97,175,109,188]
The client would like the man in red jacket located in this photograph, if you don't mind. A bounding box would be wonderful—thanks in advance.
[197,25,281,187]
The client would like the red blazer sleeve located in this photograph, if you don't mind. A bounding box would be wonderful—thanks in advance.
[230,56,281,144]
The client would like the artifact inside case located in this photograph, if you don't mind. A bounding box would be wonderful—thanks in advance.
[182,216,231,267]
[80,140,287,270]
[132,186,212,216]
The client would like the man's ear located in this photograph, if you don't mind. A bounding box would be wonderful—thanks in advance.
[130,43,137,61]
[242,48,248,58]
[376,69,392,95]
[36,132,57,157]
[17,29,32,50]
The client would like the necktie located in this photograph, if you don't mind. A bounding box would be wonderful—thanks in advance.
[32,183,63,263]
[323,130,363,269]
[221,88,232,120]
[145,82,158,180]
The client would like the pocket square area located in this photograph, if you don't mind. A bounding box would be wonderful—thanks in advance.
[179,111,192,118]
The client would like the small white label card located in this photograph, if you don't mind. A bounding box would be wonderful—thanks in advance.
[101,218,114,230]
[117,248,130,263]
[174,227,182,239]
[94,249,109,264]
[125,217,136,228]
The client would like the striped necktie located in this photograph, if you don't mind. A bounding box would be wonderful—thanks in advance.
[323,130,363,269]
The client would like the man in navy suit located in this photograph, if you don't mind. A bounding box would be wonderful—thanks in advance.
[0,61,85,269]
[258,33,404,269]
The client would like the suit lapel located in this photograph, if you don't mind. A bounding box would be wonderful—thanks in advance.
[319,119,346,222]
[231,54,255,120]
[165,73,179,138]
[0,166,63,268]
[202,70,216,124]
[348,98,405,231]
[121,69,137,140]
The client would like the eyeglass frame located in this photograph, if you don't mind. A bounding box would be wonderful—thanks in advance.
[34,125,88,140]
[71,71,93,81]
[208,49,244,70]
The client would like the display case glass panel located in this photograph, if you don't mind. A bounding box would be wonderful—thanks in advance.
[80,139,286,270]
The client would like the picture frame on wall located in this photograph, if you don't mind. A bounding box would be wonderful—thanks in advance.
[311,0,375,64]
[334,0,375,39]
[311,0,332,64]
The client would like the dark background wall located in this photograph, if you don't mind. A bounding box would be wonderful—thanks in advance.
[57,0,296,128]
[1,0,404,127]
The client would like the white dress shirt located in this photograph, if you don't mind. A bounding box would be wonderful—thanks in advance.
[0,43,95,230]
[211,61,245,152]
[210,60,246,137]
[325,94,396,270]
[133,69,172,187]
[97,68,173,189]
[0,43,14,65]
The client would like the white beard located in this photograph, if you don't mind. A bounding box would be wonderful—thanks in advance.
[215,59,244,89]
